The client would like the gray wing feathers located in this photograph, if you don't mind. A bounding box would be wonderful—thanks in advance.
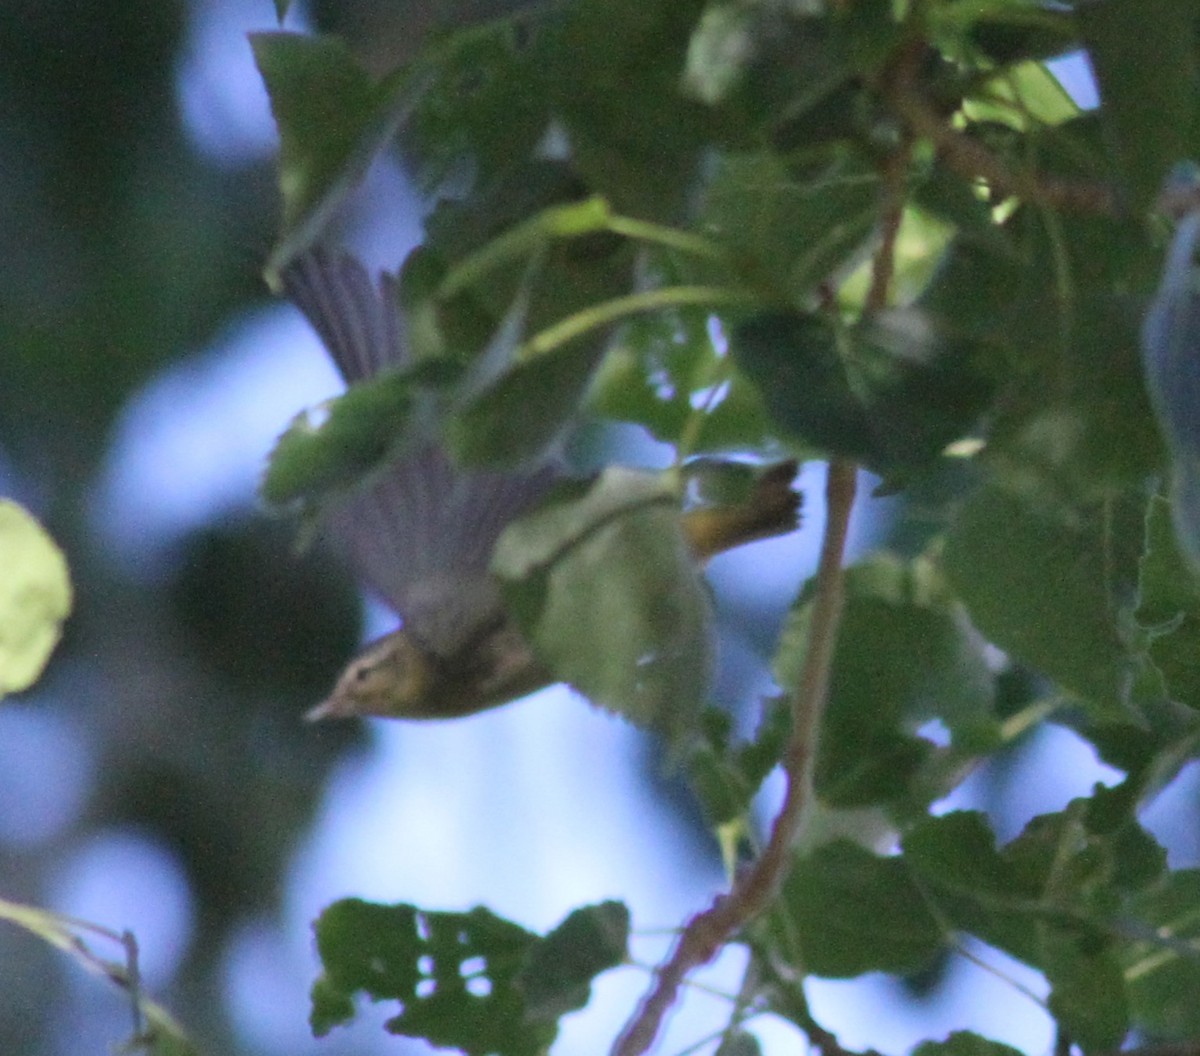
[329,449,558,654]
[283,249,560,655]
[283,250,406,382]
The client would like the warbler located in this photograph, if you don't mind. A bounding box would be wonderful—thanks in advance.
[282,251,801,722]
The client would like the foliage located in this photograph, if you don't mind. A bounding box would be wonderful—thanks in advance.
[310,898,629,1053]
[0,502,71,697]
[0,505,196,1054]
[252,1,1200,1055]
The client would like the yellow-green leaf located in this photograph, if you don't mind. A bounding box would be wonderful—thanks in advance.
[0,501,72,697]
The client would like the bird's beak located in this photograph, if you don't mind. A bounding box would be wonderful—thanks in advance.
[304,697,346,722]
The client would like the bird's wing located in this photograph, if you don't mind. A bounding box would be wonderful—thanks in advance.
[327,447,559,656]
[282,250,561,656]
[282,249,406,382]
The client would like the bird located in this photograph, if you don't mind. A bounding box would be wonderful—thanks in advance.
[281,250,801,722]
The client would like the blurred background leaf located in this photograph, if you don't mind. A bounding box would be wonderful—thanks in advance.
[0,502,72,697]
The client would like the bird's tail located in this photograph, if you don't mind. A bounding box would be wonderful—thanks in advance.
[682,460,802,562]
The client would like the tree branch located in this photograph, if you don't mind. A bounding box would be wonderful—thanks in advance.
[611,460,858,1056]
[887,56,1117,216]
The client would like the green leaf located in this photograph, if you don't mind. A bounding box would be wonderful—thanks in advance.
[778,555,995,810]
[902,810,1042,965]
[779,840,947,978]
[0,501,72,697]
[492,468,713,745]
[922,201,1163,505]
[252,32,423,280]
[1124,870,1200,1038]
[310,898,627,1051]
[964,61,1080,131]
[686,695,791,826]
[702,151,878,302]
[912,1032,1026,1056]
[542,0,710,220]
[1077,0,1200,209]
[407,14,550,191]
[448,341,604,468]
[715,1030,764,1056]
[913,163,1015,257]
[1135,495,1200,710]
[732,308,995,476]
[731,312,875,460]
[1039,923,1129,1052]
[261,361,457,508]
[986,290,1164,504]
[310,899,549,1055]
[516,901,629,1020]
[588,255,778,454]
[905,804,1167,988]
[697,10,863,150]
[941,485,1138,719]
[419,169,635,466]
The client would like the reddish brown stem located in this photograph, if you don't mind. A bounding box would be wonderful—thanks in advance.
[888,66,1116,215]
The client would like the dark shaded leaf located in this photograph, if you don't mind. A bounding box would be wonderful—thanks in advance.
[686,695,791,826]
[1136,495,1200,710]
[517,901,630,1020]
[965,12,1079,66]
[1124,870,1200,1038]
[541,0,710,219]
[984,290,1163,505]
[905,804,1166,984]
[912,1032,1025,1056]
[777,555,995,810]
[732,308,995,476]
[942,485,1138,719]
[780,840,946,978]
[702,151,878,302]
[1077,0,1200,209]
[407,12,550,191]
[1040,922,1129,1052]
[903,810,1042,965]
[252,32,422,279]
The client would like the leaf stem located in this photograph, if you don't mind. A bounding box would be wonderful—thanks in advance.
[517,286,758,361]
[439,198,614,299]
[439,199,732,301]
[604,214,731,264]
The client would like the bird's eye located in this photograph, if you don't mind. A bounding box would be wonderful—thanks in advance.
[353,664,370,683]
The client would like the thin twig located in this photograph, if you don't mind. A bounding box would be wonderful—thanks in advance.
[867,126,914,313]
[611,461,858,1056]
